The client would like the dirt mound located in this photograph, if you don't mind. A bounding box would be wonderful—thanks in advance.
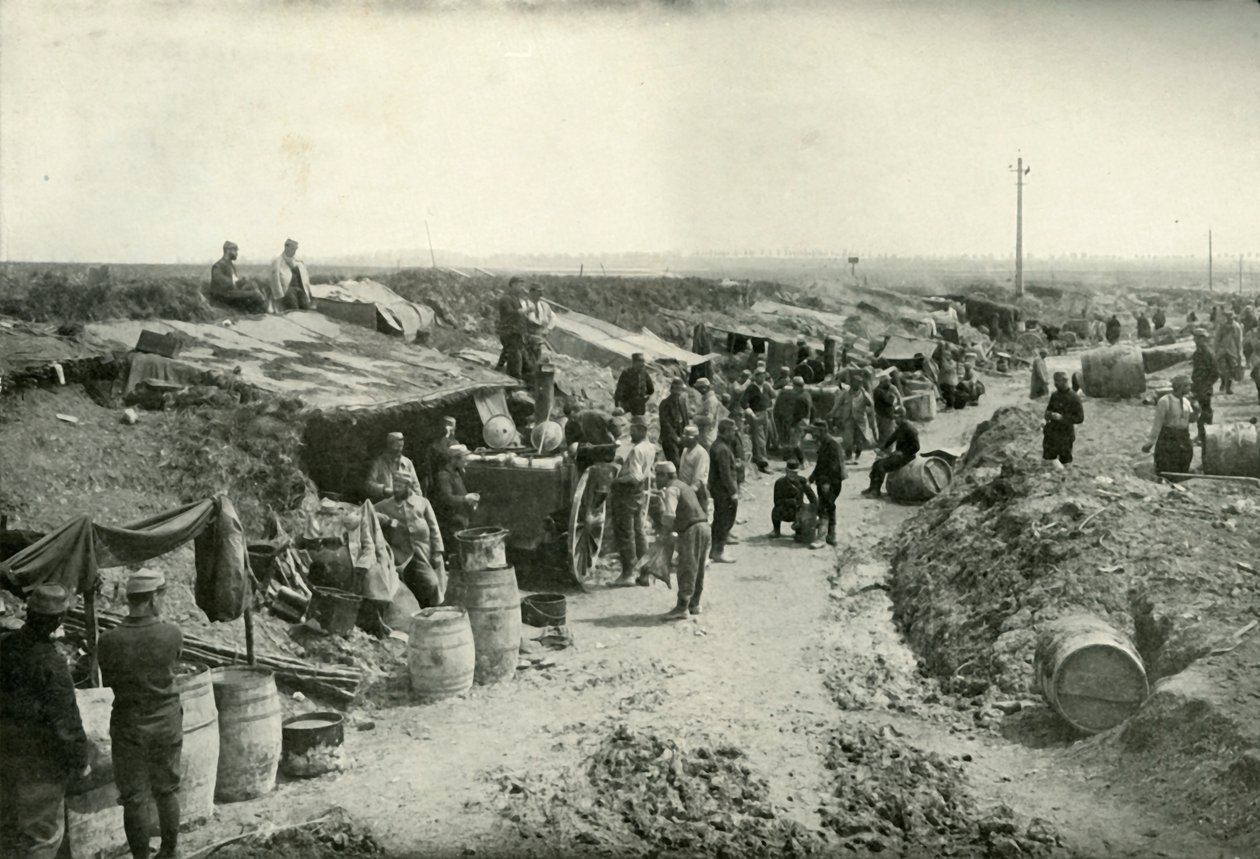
[210,807,385,858]
[499,723,823,857]
[891,403,1260,697]
[821,724,1064,857]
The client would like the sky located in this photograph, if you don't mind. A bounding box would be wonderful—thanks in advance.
[1,0,1258,264]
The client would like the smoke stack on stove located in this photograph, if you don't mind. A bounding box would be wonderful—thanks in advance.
[533,364,555,425]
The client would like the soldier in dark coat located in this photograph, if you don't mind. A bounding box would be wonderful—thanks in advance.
[769,460,817,538]
[809,422,847,546]
[0,584,89,859]
[1042,372,1085,465]
[614,353,656,416]
[1191,329,1219,448]
[657,378,691,468]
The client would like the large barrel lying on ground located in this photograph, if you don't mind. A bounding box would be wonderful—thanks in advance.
[886,456,953,503]
[212,667,282,802]
[409,606,477,702]
[1080,345,1146,399]
[144,663,219,829]
[66,689,125,859]
[1203,423,1260,478]
[902,378,937,422]
[1034,613,1149,734]
[447,565,521,685]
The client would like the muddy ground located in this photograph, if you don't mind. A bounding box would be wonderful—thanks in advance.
[142,365,1251,859]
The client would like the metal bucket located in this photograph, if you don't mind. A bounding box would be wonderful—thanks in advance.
[521,593,567,627]
[309,587,362,637]
[281,711,346,778]
[455,527,510,572]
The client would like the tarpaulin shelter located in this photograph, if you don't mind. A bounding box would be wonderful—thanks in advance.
[0,317,113,392]
[309,279,435,342]
[0,495,254,681]
[877,334,941,367]
[547,305,716,370]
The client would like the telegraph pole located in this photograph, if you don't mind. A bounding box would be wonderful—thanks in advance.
[1208,229,1213,292]
[425,220,437,268]
[1010,157,1029,298]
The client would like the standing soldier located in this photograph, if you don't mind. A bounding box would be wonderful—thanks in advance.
[1042,371,1085,466]
[98,571,184,859]
[657,378,690,468]
[707,419,740,564]
[0,584,89,859]
[494,277,526,379]
[1030,349,1051,398]
[610,416,657,587]
[1143,375,1198,476]
[657,462,712,621]
[740,368,772,474]
[614,353,656,417]
[677,425,710,503]
[692,379,721,450]
[1215,310,1243,395]
[521,283,555,381]
[1191,328,1219,448]
[809,422,847,547]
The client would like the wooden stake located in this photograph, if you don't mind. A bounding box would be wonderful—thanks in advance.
[244,606,256,666]
[83,586,101,687]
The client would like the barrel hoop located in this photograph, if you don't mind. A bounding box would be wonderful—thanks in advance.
[220,708,282,726]
[184,717,218,733]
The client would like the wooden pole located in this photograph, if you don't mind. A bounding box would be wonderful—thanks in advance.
[425,221,437,269]
[1014,156,1024,298]
[1208,229,1213,292]
[244,607,256,666]
[83,586,101,687]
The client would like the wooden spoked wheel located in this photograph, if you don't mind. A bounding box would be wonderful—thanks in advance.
[568,466,611,585]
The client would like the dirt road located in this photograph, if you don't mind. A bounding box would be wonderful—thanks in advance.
[182,366,1244,858]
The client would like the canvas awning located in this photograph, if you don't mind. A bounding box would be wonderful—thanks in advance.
[878,334,940,362]
[84,311,515,413]
[309,279,435,341]
[749,299,849,332]
[549,305,715,369]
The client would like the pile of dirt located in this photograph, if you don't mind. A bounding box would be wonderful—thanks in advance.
[498,723,823,857]
[891,403,1260,697]
[820,724,1064,857]
[211,807,385,858]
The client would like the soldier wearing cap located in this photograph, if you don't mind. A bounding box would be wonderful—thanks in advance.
[207,241,265,313]
[769,460,817,539]
[655,461,711,620]
[809,420,847,546]
[0,583,89,859]
[615,352,656,417]
[267,238,313,313]
[610,416,657,586]
[365,431,422,503]
[1191,328,1219,448]
[657,378,691,468]
[521,283,554,380]
[863,406,921,498]
[423,416,459,495]
[98,570,184,859]
[692,378,721,450]
[707,418,740,563]
[432,444,480,562]
[677,424,710,503]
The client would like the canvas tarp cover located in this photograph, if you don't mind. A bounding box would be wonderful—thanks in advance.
[0,319,104,374]
[878,334,940,362]
[0,496,253,622]
[310,279,435,341]
[548,306,713,368]
[84,312,514,413]
[749,300,849,332]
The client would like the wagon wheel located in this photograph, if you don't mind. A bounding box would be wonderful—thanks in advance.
[1016,331,1045,353]
[568,466,610,586]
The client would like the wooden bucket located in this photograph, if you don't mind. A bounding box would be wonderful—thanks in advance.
[886,456,953,503]
[447,565,521,685]
[1203,423,1260,478]
[793,503,818,544]
[408,607,476,702]
[66,688,125,859]
[212,667,282,802]
[280,712,346,778]
[1034,614,1149,734]
[1080,345,1146,399]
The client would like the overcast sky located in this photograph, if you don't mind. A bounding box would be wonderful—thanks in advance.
[1,0,1257,264]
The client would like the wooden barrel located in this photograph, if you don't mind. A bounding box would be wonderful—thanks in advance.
[408,607,476,702]
[886,456,953,503]
[447,565,521,685]
[1203,423,1260,478]
[66,688,125,859]
[144,662,219,828]
[1034,614,1149,734]
[902,379,937,422]
[1080,345,1146,399]
[212,667,282,802]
